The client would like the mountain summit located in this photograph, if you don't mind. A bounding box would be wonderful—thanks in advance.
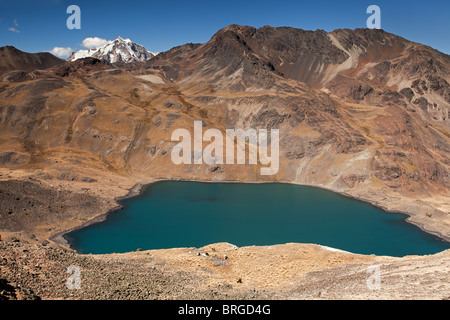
[150,25,449,120]
[67,37,157,63]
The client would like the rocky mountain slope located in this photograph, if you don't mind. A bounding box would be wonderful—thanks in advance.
[0,24,449,299]
[0,46,64,72]
[0,237,449,300]
[67,37,156,63]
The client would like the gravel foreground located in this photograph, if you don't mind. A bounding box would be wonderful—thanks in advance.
[1,236,449,300]
[0,239,270,300]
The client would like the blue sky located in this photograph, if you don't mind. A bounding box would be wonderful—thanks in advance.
[0,0,449,57]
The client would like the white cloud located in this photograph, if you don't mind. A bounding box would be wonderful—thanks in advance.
[8,27,20,33]
[8,18,20,33]
[81,37,110,49]
[50,47,74,58]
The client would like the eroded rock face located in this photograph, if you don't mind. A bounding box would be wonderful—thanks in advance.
[399,88,414,102]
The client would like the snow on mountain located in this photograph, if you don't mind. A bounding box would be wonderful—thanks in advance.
[67,37,157,63]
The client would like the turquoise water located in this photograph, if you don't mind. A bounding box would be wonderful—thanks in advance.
[66,181,449,257]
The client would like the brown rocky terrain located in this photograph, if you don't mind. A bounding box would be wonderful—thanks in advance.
[0,25,449,299]
[0,46,64,73]
[1,236,449,300]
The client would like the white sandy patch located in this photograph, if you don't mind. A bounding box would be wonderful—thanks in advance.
[136,74,165,85]
[319,245,353,254]
[322,34,365,85]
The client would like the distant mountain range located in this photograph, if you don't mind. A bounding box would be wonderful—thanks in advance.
[67,36,157,63]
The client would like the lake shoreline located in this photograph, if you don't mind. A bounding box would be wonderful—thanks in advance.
[53,178,450,254]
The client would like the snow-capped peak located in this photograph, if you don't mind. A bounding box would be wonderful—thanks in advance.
[67,37,156,63]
